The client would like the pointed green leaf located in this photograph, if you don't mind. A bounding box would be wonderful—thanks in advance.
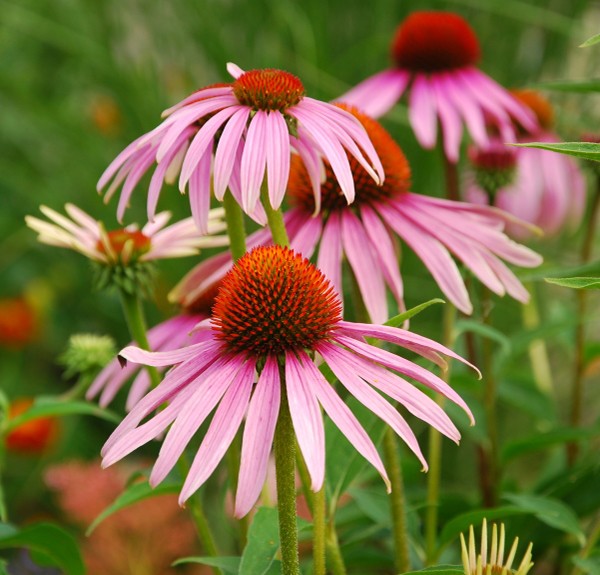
[3,396,119,434]
[172,556,240,573]
[504,493,585,545]
[0,522,85,575]
[384,298,445,328]
[580,32,600,47]
[86,480,180,535]
[511,141,600,162]
[533,79,600,93]
[545,277,600,290]
[239,507,280,575]
[455,319,511,357]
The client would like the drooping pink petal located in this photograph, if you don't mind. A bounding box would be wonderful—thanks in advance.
[339,69,410,119]
[296,351,391,491]
[291,131,325,215]
[287,209,323,259]
[235,356,281,517]
[430,73,463,162]
[117,147,157,222]
[341,210,388,323]
[178,359,256,501]
[240,110,269,213]
[318,341,428,470]
[408,74,438,149]
[188,147,213,234]
[317,211,344,300]
[161,86,234,117]
[480,252,530,303]
[285,351,325,491]
[265,111,291,209]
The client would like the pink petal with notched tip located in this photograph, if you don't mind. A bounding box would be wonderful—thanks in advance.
[285,351,326,491]
[234,356,281,518]
[409,74,438,149]
[318,341,428,471]
[297,351,391,491]
[339,68,410,119]
[341,210,388,324]
[316,211,344,301]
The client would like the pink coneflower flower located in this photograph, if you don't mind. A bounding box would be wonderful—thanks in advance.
[340,11,537,162]
[466,90,586,239]
[284,106,542,317]
[101,245,476,517]
[97,63,385,229]
[26,204,228,265]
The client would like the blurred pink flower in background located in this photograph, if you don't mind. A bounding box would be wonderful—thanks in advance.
[340,11,537,162]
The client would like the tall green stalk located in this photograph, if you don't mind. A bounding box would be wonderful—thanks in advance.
[223,190,247,261]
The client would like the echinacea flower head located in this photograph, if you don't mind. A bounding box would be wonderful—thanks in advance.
[285,106,542,318]
[102,245,476,517]
[26,203,228,294]
[461,519,533,575]
[466,91,586,239]
[340,11,537,162]
[59,333,117,379]
[97,63,385,229]
[5,398,59,454]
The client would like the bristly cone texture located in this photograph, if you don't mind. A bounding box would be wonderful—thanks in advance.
[232,69,305,111]
[392,11,480,72]
[212,246,342,356]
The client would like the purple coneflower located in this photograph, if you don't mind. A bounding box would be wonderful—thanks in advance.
[340,11,537,162]
[466,90,586,239]
[97,63,384,229]
[102,245,475,517]
[284,106,542,318]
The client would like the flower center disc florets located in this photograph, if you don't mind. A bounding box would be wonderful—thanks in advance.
[212,246,342,356]
[469,144,517,196]
[232,69,305,112]
[98,229,152,262]
[289,104,411,213]
[392,11,480,72]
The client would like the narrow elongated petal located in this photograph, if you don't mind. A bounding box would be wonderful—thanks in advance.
[240,111,268,213]
[235,356,281,517]
[409,74,438,149]
[317,211,343,299]
[431,73,463,162]
[285,351,325,491]
[265,111,291,209]
[287,209,323,258]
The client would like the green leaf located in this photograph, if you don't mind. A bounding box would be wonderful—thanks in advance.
[86,480,180,535]
[532,79,600,93]
[239,506,280,575]
[504,493,585,545]
[455,319,511,357]
[400,567,464,575]
[173,556,240,573]
[572,555,600,574]
[0,522,85,575]
[384,298,445,327]
[3,396,120,433]
[0,484,6,523]
[439,506,527,547]
[580,32,600,47]
[545,277,600,290]
[511,141,600,162]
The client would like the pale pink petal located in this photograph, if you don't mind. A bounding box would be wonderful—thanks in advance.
[285,351,325,491]
[240,110,269,213]
[319,341,428,470]
[341,210,388,323]
[227,62,245,79]
[234,356,281,517]
[213,107,251,200]
[408,74,438,149]
[179,359,256,501]
[119,339,214,367]
[188,147,212,234]
[162,86,234,117]
[265,111,291,209]
[287,209,322,258]
[97,133,153,191]
[117,147,157,222]
[316,211,343,300]
[291,132,324,215]
[296,351,390,491]
[338,69,410,118]
[431,73,463,162]
[481,253,530,303]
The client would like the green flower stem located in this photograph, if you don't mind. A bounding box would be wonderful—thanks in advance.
[295,449,316,513]
[569,176,600,465]
[383,427,411,572]
[261,187,290,248]
[223,190,247,261]
[118,289,161,389]
[176,458,222,575]
[425,302,456,565]
[313,486,327,575]
[326,522,348,575]
[274,387,300,575]
[521,282,554,395]
[571,513,600,575]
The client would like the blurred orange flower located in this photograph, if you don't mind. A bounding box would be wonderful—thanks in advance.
[5,398,59,454]
[0,298,38,349]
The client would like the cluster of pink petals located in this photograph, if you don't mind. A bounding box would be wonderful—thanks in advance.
[97,63,384,230]
[286,194,542,318]
[101,319,477,517]
[466,136,586,239]
[26,203,228,264]
[87,314,209,410]
[341,68,537,163]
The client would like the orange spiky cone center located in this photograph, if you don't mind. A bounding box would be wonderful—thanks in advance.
[511,89,554,130]
[212,246,341,356]
[392,11,480,72]
[288,104,411,213]
[97,229,152,260]
[233,69,305,111]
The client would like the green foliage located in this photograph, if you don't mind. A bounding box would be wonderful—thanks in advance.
[580,32,600,47]
[400,568,463,575]
[546,276,600,289]
[511,142,600,161]
[384,298,445,328]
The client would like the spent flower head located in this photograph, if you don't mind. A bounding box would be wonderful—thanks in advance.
[59,333,117,380]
